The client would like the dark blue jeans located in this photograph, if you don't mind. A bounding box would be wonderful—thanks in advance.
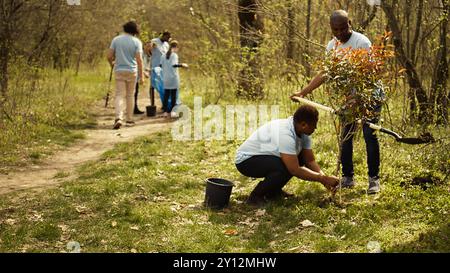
[236,154,306,199]
[340,114,381,178]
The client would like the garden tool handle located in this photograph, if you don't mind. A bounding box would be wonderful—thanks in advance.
[357,120,402,140]
[291,96,336,114]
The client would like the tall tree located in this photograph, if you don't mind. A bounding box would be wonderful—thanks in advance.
[430,0,449,124]
[0,0,25,103]
[303,0,312,78]
[237,0,265,100]
[381,0,430,121]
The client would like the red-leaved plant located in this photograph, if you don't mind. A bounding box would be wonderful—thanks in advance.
[321,32,395,123]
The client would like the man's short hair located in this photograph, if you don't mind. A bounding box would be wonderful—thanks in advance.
[123,21,140,35]
[330,10,349,23]
[293,105,319,125]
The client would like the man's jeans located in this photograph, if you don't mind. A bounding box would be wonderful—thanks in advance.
[236,153,307,199]
[340,109,381,179]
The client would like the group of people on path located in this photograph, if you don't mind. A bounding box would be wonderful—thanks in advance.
[236,10,383,206]
[107,21,188,130]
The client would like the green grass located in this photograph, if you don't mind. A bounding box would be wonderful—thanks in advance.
[0,126,448,253]
[0,68,448,253]
[0,65,106,173]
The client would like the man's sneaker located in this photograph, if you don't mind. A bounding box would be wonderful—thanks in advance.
[246,194,267,207]
[113,119,122,130]
[368,176,381,194]
[134,108,145,115]
[265,190,295,201]
[337,176,355,189]
[126,121,136,127]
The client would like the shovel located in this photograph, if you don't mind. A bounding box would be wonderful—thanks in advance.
[292,96,434,145]
[104,65,114,108]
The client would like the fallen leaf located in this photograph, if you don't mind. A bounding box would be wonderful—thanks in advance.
[130,226,140,231]
[300,220,315,228]
[288,246,301,252]
[255,209,266,217]
[5,219,16,226]
[58,224,69,232]
[153,196,169,202]
[75,206,88,214]
[131,249,138,253]
[223,229,238,236]
[28,211,43,222]
[111,221,117,228]
[238,217,256,228]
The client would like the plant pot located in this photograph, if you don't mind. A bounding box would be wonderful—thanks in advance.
[146,105,157,117]
[204,178,235,210]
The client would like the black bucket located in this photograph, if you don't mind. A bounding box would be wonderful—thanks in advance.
[146,105,157,117]
[204,178,235,210]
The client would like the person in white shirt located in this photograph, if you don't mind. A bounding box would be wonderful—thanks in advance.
[291,10,382,194]
[150,31,171,111]
[235,105,339,206]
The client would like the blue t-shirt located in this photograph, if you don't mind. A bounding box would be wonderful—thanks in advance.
[235,116,312,164]
[160,52,180,90]
[110,34,143,73]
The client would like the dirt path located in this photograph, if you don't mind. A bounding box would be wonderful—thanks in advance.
[0,99,171,195]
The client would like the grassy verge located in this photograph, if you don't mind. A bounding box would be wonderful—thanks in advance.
[0,66,109,173]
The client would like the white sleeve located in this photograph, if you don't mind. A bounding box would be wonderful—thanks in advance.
[172,53,179,65]
[160,42,169,55]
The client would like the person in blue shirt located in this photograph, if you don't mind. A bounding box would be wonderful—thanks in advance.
[159,40,188,118]
[235,105,339,206]
[107,21,144,129]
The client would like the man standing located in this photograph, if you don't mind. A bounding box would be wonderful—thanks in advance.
[107,21,144,130]
[235,105,339,206]
[291,10,382,194]
[150,31,171,112]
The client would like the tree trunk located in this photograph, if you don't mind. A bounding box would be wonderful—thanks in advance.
[359,6,378,32]
[304,0,312,78]
[0,7,11,104]
[75,46,84,77]
[237,0,265,100]
[410,0,423,65]
[430,0,449,124]
[405,0,411,57]
[382,1,429,121]
[286,1,295,61]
